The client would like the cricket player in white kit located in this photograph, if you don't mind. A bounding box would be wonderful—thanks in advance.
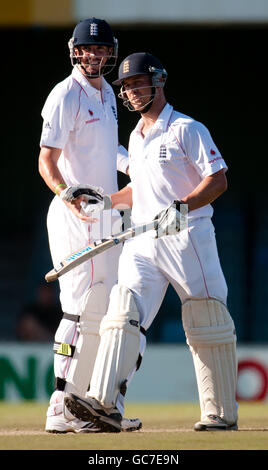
[64,52,238,432]
[38,19,141,433]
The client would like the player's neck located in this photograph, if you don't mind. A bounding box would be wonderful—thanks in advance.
[140,97,166,136]
[86,76,103,90]
[78,66,103,90]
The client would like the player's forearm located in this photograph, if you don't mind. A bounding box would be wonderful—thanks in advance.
[181,170,227,212]
[111,185,132,210]
[38,146,65,194]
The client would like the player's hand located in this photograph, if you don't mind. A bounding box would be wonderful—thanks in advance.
[80,195,112,216]
[60,184,104,204]
[154,200,187,238]
[60,184,112,220]
[64,199,98,223]
[60,184,111,213]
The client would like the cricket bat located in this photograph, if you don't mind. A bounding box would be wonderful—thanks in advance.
[45,219,158,282]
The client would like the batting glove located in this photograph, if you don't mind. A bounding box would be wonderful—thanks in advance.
[60,184,112,214]
[60,184,103,203]
[154,200,187,238]
[80,194,112,215]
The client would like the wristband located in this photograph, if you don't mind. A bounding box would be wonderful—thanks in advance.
[54,183,67,195]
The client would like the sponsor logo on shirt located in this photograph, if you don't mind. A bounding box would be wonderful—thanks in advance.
[85,108,100,124]
[85,118,100,124]
[209,156,223,164]
[44,121,52,130]
[208,148,222,164]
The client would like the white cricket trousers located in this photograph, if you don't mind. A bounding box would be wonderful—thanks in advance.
[87,216,230,416]
[46,196,122,416]
[118,217,228,331]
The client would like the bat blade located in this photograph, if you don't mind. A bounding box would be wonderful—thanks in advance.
[45,220,157,283]
[45,238,116,282]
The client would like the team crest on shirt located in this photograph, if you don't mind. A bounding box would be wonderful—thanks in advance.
[159,144,167,158]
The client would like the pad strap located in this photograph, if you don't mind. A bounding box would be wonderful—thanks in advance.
[55,377,66,391]
[136,326,146,371]
[140,326,146,336]
[53,341,76,357]
[63,312,80,323]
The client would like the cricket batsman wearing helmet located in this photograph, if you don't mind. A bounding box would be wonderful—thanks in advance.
[64,52,238,432]
[38,19,141,433]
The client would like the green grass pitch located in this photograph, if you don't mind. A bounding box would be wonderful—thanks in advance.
[0,401,267,450]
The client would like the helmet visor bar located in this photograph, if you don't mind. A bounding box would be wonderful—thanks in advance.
[72,53,117,77]
[118,84,156,112]
[68,37,118,77]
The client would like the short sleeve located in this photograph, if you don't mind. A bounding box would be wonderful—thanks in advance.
[40,86,76,149]
[182,120,227,177]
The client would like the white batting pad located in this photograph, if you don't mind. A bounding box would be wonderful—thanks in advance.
[87,285,140,408]
[65,282,108,397]
[182,298,237,424]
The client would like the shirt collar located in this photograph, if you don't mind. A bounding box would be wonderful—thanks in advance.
[72,66,111,97]
[134,103,174,135]
[154,103,174,131]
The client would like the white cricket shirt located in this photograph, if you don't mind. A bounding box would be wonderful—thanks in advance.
[40,66,126,194]
[129,103,227,225]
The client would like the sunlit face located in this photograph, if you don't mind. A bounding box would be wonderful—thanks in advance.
[122,74,153,111]
[74,44,112,77]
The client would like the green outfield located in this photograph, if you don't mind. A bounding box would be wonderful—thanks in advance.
[0,401,267,450]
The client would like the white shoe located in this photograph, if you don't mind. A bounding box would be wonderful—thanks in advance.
[121,417,142,432]
[64,394,122,432]
[46,412,142,433]
[45,414,102,433]
[194,414,238,431]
